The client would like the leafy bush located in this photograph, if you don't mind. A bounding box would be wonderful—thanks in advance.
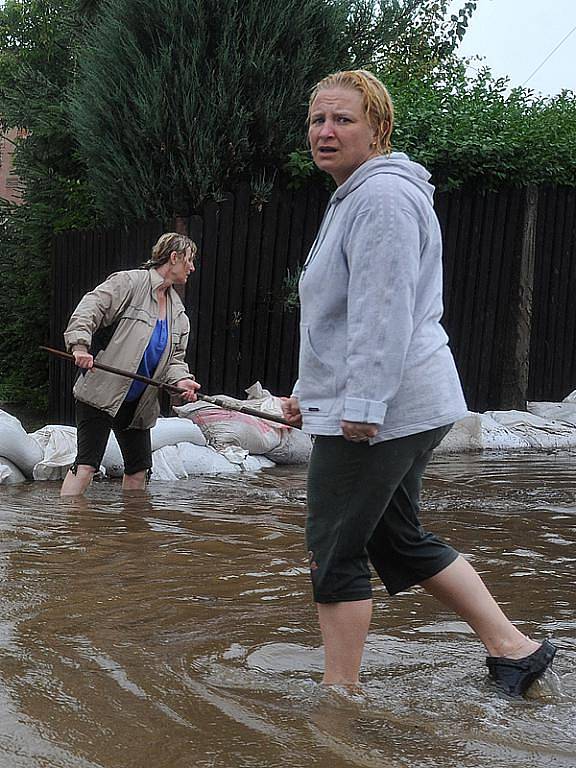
[283,54,576,191]
[0,0,96,413]
[387,58,576,189]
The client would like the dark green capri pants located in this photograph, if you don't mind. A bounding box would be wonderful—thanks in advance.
[306,425,458,603]
[74,399,152,477]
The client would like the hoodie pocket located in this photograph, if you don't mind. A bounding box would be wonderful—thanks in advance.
[299,326,337,414]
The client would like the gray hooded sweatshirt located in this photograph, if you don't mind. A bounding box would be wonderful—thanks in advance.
[293,153,468,442]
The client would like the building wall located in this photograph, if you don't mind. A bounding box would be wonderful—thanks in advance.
[0,127,24,204]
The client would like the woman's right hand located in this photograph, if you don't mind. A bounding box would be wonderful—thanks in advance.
[281,396,303,428]
[72,347,94,369]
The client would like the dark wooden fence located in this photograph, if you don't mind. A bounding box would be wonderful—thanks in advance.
[529,186,576,402]
[49,183,576,424]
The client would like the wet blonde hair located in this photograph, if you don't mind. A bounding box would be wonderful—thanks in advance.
[309,69,394,155]
[142,232,197,270]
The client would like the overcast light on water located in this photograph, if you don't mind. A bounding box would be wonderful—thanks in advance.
[0,451,574,767]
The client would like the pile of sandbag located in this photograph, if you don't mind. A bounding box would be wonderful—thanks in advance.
[0,382,313,484]
[154,381,311,479]
[437,390,576,453]
[2,385,575,484]
[0,410,44,484]
[174,382,312,466]
[27,415,282,483]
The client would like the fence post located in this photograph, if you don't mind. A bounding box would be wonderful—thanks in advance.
[500,186,538,410]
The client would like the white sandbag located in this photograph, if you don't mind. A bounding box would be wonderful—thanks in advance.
[219,445,276,471]
[175,401,282,455]
[102,433,124,477]
[477,412,533,450]
[94,418,207,479]
[151,444,189,481]
[487,409,576,449]
[176,442,241,475]
[0,458,27,485]
[434,414,483,453]
[244,381,288,419]
[265,428,312,464]
[220,445,249,464]
[528,401,576,426]
[30,425,77,480]
[435,412,532,453]
[242,454,276,472]
[151,417,206,450]
[245,382,312,463]
[0,409,43,478]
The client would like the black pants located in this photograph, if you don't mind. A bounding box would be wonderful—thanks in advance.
[74,399,152,476]
[306,426,458,603]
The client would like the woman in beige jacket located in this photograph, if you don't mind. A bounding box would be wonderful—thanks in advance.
[61,233,200,496]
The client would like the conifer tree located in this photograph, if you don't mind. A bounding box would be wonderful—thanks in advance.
[70,0,357,222]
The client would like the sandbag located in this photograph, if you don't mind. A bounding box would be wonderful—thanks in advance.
[244,381,312,463]
[102,434,124,477]
[151,445,189,481]
[175,401,282,455]
[0,410,43,477]
[0,458,27,485]
[435,414,482,453]
[176,442,242,475]
[244,381,288,419]
[31,425,77,480]
[241,454,276,472]
[472,412,532,450]
[265,428,312,464]
[101,416,207,477]
[529,401,576,426]
[487,409,576,449]
[218,445,276,471]
[151,417,206,451]
[435,412,532,453]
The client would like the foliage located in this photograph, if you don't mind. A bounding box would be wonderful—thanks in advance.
[69,0,354,222]
[386,57,576,189]
[283,32,576,191]
[373,0,477,72]
[70,0,479,218]
[0,0,97,413]
[281,265,304,312]
[2,0,575,410]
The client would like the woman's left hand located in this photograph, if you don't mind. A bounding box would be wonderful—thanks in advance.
[341,420,378,442]
[175,378,201,402]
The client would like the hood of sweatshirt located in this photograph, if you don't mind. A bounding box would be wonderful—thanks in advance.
[331,152,435,205]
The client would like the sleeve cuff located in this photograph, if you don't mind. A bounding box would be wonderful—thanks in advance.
[342,397,387,424]
[64,334,91,352]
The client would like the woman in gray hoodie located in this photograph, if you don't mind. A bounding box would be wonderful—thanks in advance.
[281,69,556,698]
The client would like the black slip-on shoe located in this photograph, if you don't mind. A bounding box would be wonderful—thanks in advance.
[486,639,557,698]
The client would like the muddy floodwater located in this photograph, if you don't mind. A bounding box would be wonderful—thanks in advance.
[0,451,574,768]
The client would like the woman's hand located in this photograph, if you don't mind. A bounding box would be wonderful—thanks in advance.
[341,420,378,442]
[72,347,94,369]
[281,396,303,428]
[176,378,201,402]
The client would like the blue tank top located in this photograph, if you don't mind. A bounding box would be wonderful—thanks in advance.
[125,318,168,402]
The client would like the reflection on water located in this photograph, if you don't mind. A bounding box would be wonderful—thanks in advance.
[0,452,574,767]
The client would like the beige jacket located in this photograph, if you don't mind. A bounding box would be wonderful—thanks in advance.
[64,269,193,429]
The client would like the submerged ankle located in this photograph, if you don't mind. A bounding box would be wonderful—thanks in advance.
[488,635,540,659]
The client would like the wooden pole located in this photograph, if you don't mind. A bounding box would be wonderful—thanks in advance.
[40,346,294,428]
[500,186,538,410]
